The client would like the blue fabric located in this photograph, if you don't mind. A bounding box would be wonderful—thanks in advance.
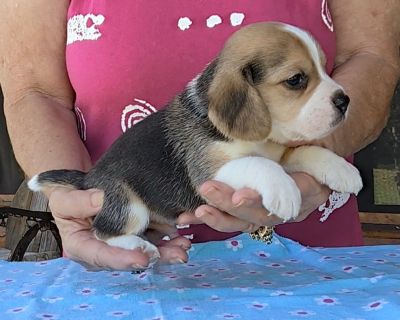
[1,234,400,319]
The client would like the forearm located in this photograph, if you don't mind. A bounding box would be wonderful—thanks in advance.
[4,93,92,177]
[320,0,400,157]
[320,52,399,157]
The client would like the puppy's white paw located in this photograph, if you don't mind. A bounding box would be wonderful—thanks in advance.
[214,157,301,221]
[323,159,363,195]
[106,234,160,268]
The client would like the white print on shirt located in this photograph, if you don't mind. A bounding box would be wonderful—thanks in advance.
[178,17,193,31]
[230,13,245,26]
[121,98,157,133]
[207,15,223,28]
[67,14,105,45]
[74,106,87,141]
[318,191,350,222]
[321,0,334,32]
[177,12,245,30]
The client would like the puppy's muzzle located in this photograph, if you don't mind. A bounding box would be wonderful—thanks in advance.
[331,90,350,116]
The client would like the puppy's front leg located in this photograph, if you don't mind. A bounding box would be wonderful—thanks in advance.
[213,157,301,222]
[282,146,363,195]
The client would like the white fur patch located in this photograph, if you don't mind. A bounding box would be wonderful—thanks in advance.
[106,235,160,267]
[282,24,327,80]
[214,157,301,221]
[125,197,151,235]
[284,146,363,195]
[27,175,42,192]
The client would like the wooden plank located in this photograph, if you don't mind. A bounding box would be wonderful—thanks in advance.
[5,181,32,250]
[359,212,400,225]
[363,237,400,245]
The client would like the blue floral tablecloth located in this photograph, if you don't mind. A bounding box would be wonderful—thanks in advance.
[1,234,400,320]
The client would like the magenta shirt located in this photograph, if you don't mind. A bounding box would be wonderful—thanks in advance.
[66,0,363,247]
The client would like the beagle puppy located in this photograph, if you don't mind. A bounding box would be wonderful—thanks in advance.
[29,22,362,267]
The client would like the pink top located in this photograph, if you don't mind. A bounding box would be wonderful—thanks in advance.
[66,0,363,247]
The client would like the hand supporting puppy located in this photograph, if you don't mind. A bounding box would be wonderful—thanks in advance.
[46,187,191,271]
[177,173,330,233]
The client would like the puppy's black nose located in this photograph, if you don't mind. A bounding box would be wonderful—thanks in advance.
[331,91,350,115]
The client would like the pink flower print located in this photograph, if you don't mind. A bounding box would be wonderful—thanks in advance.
[281,271,299,277]
[177,306,198,312]
[16,290,34,297]
[199,282,214,288]
[257,251,270,258]
[268,263,284,268]
[386,252,399,257]
[41,296,64,304]
[362,299,388,311]
[258,280,273,286]
[270,290,293,297]
[245,270,261,276]
[315,295,340,306]
[289,310,316,317]
[373,259,387,264]
[320,255,333,262]
[216,314,241,319]
[36,313,59,319]
[106,311,131,317]
[337,288,358,294]
[210,295,221,302]
[320,275,335,281]
[226,239,243,251]
[342,265,358,273]
[6,306,26,314]
[76,287,95,296]
[249,301,268,310]
[73,304,93,311]
[141,299,159,305]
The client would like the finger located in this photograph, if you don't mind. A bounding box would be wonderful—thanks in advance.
[195,205,259,233]
[49,188,104,219]
[159,236,192,250]
[231,188,263,208]
[158,236,191,264]
[176,212,203,225]
[158,245,189,264]
[66,237,151,271]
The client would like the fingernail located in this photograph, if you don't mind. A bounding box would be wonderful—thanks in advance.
[90,191,104,208]
[203,186,218,199]
[195,211,205,218]
[132,263,147,270]
[171,258,186,264]
[233,198,251,208]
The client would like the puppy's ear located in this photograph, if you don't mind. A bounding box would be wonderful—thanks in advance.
[208,60,271,141]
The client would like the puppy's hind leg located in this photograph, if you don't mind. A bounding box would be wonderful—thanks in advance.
[93,185,160,268]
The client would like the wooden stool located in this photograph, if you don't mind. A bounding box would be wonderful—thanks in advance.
[2,181,62,261]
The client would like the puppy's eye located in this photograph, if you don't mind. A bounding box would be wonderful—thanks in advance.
[284,73,308,90]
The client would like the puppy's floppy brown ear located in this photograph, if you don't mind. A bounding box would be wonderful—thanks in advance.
[208,60,271,141]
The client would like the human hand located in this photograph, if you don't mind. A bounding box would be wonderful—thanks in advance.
[46,187,191,271]
[177,173,330,232]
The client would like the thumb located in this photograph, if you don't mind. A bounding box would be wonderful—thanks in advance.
[48,187,104,219]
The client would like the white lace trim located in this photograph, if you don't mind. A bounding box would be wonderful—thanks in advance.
[67,14,105,45]
[318,191,350,222]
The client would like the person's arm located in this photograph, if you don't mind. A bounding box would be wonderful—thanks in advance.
[321,0,400,157]
[0,0,189,270]
[0,1,91,175]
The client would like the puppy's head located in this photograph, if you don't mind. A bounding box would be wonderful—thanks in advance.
[207,22,349,144]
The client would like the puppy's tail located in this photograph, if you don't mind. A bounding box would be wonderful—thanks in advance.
[28,170,86,192]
